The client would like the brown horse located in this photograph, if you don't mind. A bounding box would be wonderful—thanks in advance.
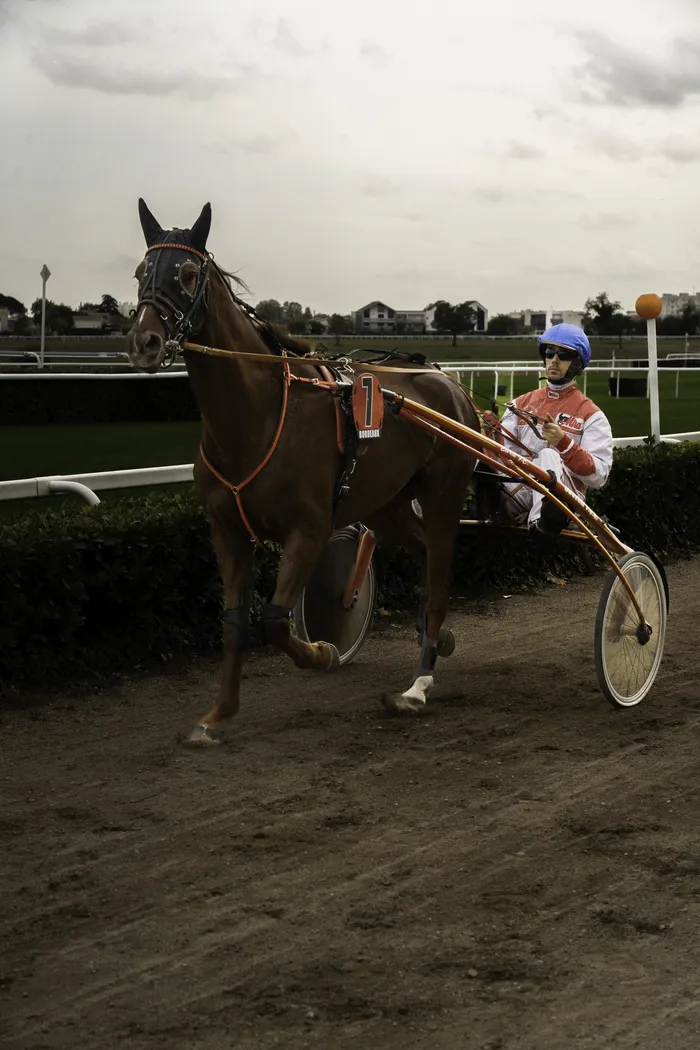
[125,200,487,744]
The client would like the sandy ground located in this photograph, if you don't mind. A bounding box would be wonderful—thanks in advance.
[2,558,700,1050]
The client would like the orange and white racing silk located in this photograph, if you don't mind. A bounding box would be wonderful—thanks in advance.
[498,380,613,494]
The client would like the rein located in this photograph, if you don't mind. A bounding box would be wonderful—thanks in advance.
[181,339,444,375]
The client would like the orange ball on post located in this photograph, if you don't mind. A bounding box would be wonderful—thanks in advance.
[635,293,663,320]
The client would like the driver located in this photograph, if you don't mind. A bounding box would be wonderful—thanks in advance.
[484,323,613,538]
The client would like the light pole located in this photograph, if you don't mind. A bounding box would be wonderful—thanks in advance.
[635,293,663,443]
[39,263,51,369]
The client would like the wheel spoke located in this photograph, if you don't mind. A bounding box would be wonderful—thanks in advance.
[596,553,666,708]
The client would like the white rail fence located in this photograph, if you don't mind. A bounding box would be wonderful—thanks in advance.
[4,432,699,507]
[2,363,699,506]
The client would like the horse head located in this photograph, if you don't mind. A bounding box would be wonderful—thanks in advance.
[126,199,212,372]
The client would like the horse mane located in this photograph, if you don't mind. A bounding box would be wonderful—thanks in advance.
[208,261,312,357]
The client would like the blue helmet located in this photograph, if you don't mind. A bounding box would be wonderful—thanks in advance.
[538,323,591,373]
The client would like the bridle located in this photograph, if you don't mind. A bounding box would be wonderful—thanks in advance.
[135,241,212,367]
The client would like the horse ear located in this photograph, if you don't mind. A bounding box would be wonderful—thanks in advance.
[190,203,212,252]
[138,199,164,247]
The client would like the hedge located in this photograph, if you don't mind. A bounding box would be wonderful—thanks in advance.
[1,442,698,692]
[2,375,198,425]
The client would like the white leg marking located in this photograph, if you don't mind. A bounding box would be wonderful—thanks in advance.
[138,306,147,324]
[401,675,434,705]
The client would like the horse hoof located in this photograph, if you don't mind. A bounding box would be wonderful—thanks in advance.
[325,643,341,673]
[437,629,455,658]
[380,692,427,717]
[184,723,225,747]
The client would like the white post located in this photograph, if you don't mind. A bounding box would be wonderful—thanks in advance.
[39,264,51,369]
[493,370,499,403]
[647,317,661,442]
[675,369,680,399]
[583,370,588,397]
[509,369,514,401]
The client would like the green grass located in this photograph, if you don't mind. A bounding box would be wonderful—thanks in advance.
[2,421,201,482]
[0,372,697,485]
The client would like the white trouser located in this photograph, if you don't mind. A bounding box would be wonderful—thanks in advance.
[505,446,579,526]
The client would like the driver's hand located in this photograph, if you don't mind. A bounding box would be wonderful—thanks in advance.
[542,413,565,446]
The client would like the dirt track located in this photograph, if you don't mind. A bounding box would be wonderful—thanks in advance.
[3,558,700,1050]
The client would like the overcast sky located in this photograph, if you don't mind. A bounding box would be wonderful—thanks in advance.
[0,0,698,317]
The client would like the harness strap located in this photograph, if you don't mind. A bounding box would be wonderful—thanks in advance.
[199,356,292,545]
[146,243,208,260]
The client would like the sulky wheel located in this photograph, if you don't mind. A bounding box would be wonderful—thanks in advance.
[293,526,376,666]
[595,551,668,709]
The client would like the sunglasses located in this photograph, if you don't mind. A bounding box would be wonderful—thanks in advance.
[542,347,578,361]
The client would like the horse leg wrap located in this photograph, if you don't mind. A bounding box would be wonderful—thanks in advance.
[262,603,291,644]
[416,634,439,678]
[223,589,252,650]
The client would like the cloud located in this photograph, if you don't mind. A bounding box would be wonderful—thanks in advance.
[472,188,516,203]
[359,175,398,198]
[36,20,140,47]
[32,52,252,100]
[587,130,646,162]
[577,213,635,231]
[273,18,306,57]
[573,30,700,108]
[206,133,292,156]
[659,140,700,164]
[588,129,700,165]
[205,132,298,156]
[388,266,445,282]
[503,142,545,161]
[1,0,66,32]
[359,39,392,65]
[237,135,285,155]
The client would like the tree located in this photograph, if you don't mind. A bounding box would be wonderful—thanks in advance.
[282,301,304,324]
[30,298,74,334]
[0,294,26,315]
[309,320,325,335]
[328,313,352,344]
[657,303,700,337]
[100,294,121,315]
[287,320,307,334]
[679,303,700,335]
[582,292,627,335]
[432,300,476,346]
[255,299,284,323]
[487,313,524,336]
[582,291,633,349]
[9,313,29,334]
